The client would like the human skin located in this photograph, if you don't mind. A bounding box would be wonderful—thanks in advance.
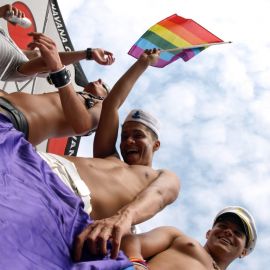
[1,4,114,146]
[121,218,247,270]
[65,121,177,221]
[0,4,115,77]
[0,81,106,145]
[72,49,180,260]
[0,31,111,145]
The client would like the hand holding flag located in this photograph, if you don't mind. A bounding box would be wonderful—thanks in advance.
[138,48,161,66]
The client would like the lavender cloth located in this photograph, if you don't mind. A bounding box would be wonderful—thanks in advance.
[0,114,132,270]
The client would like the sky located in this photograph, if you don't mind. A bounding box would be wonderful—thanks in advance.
[57,0,270,268]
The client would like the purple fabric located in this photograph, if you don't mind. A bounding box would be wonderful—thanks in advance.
[0,114,132,270]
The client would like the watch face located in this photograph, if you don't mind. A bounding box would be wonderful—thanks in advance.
[86,48,93,60]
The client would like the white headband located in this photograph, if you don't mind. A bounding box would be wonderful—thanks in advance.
[124,109,160,138]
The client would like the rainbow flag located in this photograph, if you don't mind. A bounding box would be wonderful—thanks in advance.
[128,14,224,68]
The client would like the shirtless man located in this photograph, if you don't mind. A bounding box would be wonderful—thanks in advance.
[0,31,113,145]
[121,206,257,270]
[37,48,180,260]
[0,4,114,81]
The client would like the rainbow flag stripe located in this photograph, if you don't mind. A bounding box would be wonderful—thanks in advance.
[128,14,223,68]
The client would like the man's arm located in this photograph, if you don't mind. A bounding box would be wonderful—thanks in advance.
[27,32,94,134]
[18,45,115,76]
[73,169,180,260]
[59,48,115,66]
[116,169,180,225]
[93,49,160,158]
[121,226,182,261]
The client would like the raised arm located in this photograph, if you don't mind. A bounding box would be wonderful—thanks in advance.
[93,49,160,158]
[59,48,115,66]
[73,169,180,260]
[18,43,115,76]
[27,32,93,134]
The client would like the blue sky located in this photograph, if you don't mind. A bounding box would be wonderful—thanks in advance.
[57,0,270,268]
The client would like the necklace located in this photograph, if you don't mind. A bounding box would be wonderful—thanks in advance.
[77,91,104,109]
[212,260,221,270]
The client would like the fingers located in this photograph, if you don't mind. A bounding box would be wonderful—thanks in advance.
[73,222,112,261]
[73,220,124,261]
[92,49,115,65]
[73,224,93,261]
[12,6,25,18]
[28,32,56,44]
[110,225,122,259]
[27,32,57,50]
[104,50,113,56]
[144,48,160,55]
[99,227,112,255]
[27,32,64,71]
[141,48,160,66]
[5,5,25,18]
[105,54,115,65]
[87,223,112,256]
[86,224,104,256]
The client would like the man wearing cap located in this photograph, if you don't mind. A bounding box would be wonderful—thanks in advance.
[121,206,257,270]
[33,48,180,260]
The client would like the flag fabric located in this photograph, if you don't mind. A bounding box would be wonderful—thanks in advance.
[128,14,224,68]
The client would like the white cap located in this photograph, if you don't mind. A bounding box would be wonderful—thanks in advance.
[213,206,257,255]
[124,109,160,138]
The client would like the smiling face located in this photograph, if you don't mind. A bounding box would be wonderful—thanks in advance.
[83,79,109,98]
[120,121,160,166]
[205,215,248,260]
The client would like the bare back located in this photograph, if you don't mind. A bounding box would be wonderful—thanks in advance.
[64,155,161,220]
[148,235,216,270]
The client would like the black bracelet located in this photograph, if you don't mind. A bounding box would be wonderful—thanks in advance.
[48,66,71,89]
[86,48,93,60]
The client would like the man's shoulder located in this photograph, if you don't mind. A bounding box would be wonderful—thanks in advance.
[156,168,180,184]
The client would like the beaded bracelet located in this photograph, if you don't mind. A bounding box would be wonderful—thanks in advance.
[132,262,148,269]
[129,257,148,269]
[86,48,93,60]
[48,66,71,89]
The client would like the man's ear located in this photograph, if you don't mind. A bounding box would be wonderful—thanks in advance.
[153,140,160,152]
[206,230,211,240]
[239,249,247,258]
